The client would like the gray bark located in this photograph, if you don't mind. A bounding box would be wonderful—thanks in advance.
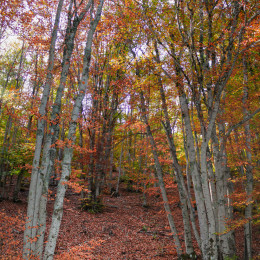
[108,144,114,193]
[243,56,253,260]
[179,91,211,258]
[154,41,198,253]
[35,1,93,256]
[43,2,104,258]
[140,90,182,256]
[23,0,64,258]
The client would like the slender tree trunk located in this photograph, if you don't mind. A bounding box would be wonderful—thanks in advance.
[139,90,182,256]
[210,96,236,258]
[206,144,218,229]
[34,2,95,257]
[27,50,41,137]
[0,49,21,117]
[178,90,211,259]
[43,3,104,258]
[108,144,114,193]
[0,114,16,200]
[142,148,148,207]
[154,53,196,253]
[116,140,124,194]
[219,118,236,257]
[0,42,25,187]
[87,73,100,199]
[23,0,64,257]
[243,56,253,260]
[162,115,200,252]
[182,117,193,203]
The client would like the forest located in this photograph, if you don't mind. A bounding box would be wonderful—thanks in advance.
[0,0,259,259]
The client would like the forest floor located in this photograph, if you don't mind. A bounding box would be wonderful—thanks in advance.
[1,180,260,259]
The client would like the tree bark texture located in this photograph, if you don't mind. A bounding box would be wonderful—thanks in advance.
[43,2,104,258]
[23,0,64,258]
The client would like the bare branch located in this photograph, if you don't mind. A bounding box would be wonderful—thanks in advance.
[226,108,260,138]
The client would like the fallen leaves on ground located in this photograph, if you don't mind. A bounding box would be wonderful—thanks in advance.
[0,184,259,259]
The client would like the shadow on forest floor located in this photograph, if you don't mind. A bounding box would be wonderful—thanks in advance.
[0,180,260,259]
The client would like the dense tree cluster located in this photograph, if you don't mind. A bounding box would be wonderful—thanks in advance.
[0,0,259,259]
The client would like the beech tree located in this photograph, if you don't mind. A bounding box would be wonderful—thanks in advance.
[22,0,64,257]
[23,0,104,259]
[105,0,259,258]
[136,0,260,258]
[1,0,259,259]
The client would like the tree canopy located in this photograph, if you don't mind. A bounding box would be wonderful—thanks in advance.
[0,0,259,259]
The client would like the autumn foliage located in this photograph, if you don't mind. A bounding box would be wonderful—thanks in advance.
[0,0,259,259]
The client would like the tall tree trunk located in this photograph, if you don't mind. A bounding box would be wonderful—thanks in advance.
[23,0,64,257]
[0,42,25,189]
[43,3,104,258]
[0,49,21,117]
[181,117,193,203]
[139,90,182,256]
[178,89,217,259]
[0,112,16,200]
[154,42,198,253]
[116,139,124,195]
[108,143,114,193]
[243,56,253,260]
[35,1,93,254]
[27,50,41,137]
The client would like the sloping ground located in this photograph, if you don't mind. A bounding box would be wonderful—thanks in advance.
[0,184,259,259]
[55,185,194,260]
